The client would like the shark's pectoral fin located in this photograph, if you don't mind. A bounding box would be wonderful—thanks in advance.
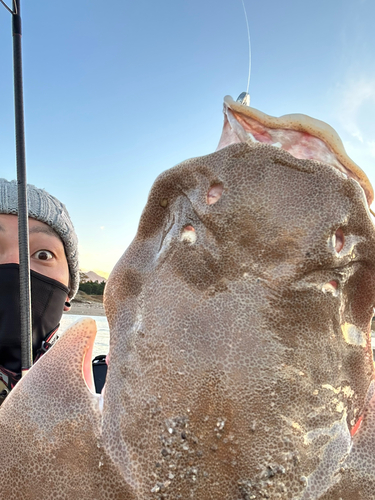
[5,317,100,412]
[0,318,106,499]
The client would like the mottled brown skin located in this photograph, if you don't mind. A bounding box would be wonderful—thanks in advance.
[0,319,134,500]
[1,143,375,499]
[103,142,375,499]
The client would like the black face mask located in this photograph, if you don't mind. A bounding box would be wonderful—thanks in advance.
[0,263,69,374]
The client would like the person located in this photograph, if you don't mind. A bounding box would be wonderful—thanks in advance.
[0,178,79,404]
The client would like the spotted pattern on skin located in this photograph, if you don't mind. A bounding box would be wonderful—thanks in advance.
[0,318,134,499]
[103,142,375,499]
[1,142,375,499]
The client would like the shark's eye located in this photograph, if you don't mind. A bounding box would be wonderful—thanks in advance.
[207,183,223,205]
[334,228,345,253]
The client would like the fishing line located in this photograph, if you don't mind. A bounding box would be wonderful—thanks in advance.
[240,0,251,95]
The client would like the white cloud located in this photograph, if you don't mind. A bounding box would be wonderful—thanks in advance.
[336,77,375,142]
[342,139,375,197]
[333,76,375,195]
[352,131,364,143]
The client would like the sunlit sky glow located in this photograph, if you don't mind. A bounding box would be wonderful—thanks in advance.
[1,0,374,276]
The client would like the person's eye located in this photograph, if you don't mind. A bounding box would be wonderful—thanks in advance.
[32,250,54,261]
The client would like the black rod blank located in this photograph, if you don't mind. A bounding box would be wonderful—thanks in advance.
[12,0,33,374]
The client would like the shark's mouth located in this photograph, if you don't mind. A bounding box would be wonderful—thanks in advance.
[217,95,374,207]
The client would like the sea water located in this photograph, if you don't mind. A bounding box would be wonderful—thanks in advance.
[60,314,110,359]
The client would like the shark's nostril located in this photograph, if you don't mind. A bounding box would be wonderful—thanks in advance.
[181,225,196,243]
[207,183,223,205]
[322,280,338,294]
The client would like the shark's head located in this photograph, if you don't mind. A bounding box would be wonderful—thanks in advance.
[103,100,375,498]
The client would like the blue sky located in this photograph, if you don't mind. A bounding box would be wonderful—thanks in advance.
[1,0,375,276]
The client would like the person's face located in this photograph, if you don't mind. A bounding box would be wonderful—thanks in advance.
[0,214,69,288]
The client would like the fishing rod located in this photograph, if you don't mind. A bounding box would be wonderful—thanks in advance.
[1,0,33,376]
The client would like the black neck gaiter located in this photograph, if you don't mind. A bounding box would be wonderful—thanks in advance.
[0,263,69,374]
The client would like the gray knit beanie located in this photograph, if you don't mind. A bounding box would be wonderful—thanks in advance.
[0,179,79,299]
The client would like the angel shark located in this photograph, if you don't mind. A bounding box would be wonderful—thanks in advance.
[1,95,375,500]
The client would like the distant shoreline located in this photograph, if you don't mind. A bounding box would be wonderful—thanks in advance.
[64,301,106,317]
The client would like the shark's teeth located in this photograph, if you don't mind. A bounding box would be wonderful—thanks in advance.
[247,132,257,143]
[246,137,284,149]
[222,95,374,206]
